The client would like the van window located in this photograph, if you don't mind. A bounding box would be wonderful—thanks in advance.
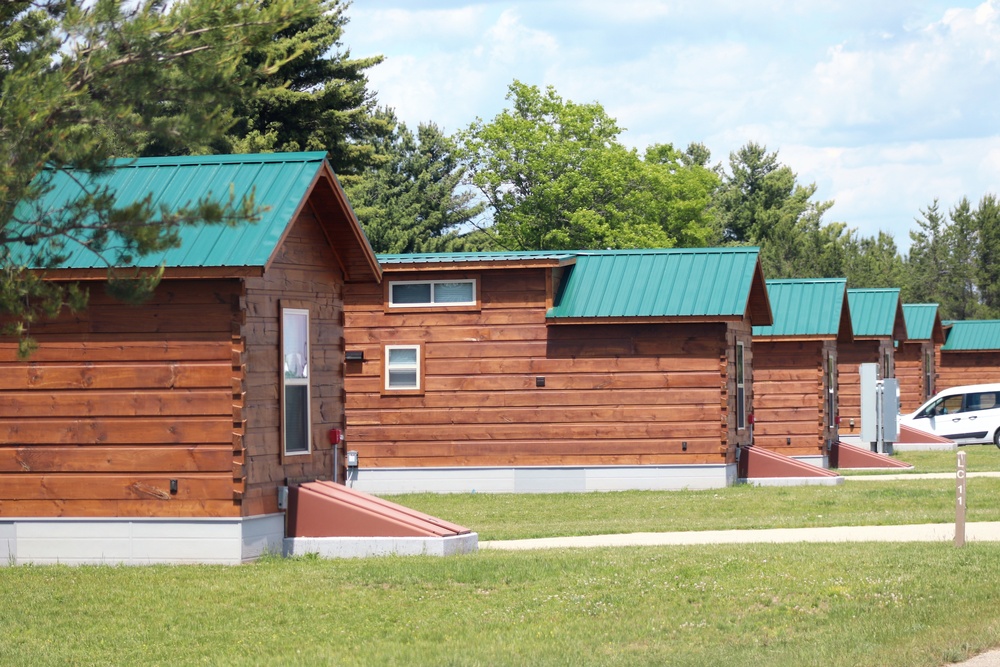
[922,395,963,417]
[965,392,1000,412]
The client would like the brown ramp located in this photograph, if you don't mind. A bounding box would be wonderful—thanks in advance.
[896,424,955,445]
[831,441,913,469]
[287,481,471,538]
[739,446,841,479]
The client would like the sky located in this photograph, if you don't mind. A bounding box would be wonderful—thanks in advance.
[346,0,1000,251]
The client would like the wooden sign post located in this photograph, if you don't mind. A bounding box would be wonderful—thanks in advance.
[956,450,967,547]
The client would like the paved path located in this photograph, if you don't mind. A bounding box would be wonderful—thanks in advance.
[479,521,1000,550]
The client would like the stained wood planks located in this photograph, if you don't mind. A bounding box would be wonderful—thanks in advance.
[0,279,243,519]
[345,265,739,470]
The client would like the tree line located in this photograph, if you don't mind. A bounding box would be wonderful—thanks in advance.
[2,0,996,346]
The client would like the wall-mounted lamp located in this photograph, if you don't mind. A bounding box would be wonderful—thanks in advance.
[535,376,545,387]
[345,350,365,362]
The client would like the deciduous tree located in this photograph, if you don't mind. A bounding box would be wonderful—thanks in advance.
[459,81,718,251]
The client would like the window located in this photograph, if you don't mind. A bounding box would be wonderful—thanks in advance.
[827,352,836,428]
[736,342,746,430]
[389,280,475,307]
[385,345,421,391]
[282,308,310,456]
[924,351,933,401]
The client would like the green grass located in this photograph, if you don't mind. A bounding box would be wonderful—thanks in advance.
[4,450,999,666]
[385,477,1000,541]
[841,444,1000,475]
[2,543,1000,666]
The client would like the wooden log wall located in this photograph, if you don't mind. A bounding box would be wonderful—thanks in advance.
[240,205,346,516]
[752,340,835,458]
[0,280,244,518]
[344,267,738,469]
[836,339,893,436]
[896,340,934,413]
[937,351,1000,392]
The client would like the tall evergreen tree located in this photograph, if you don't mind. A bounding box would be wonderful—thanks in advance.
[842,231,906,289]
[210,0,388,181]
[349,111,485,254]
[0,0,317,354]
[944,198,982,320]
[976,194,1000,315]
[904,200,949,304]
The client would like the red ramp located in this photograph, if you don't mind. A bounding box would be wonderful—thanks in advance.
[896,424,954,444]
[831,441,913,469]
[739,446,841,479]
[287,481,471,538]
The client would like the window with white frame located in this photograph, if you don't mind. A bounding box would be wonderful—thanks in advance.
[282,308,310,455]
[736,342,746,430]
[827,352,836,428]
[924,350,934,401]
[385,345,421,391]
[389,280,475,307]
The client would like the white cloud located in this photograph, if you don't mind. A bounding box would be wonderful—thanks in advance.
[347,0,999,249]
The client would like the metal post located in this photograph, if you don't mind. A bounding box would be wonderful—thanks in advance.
[956,450,967,547]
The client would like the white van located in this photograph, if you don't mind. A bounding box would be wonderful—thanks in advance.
[899,383,1000,447]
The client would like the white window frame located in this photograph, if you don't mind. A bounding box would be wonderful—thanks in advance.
[388,280,476,307]
[282,307,311,456]
[385,344,421,391]
[736,342,746,431]
[827,352,836,428]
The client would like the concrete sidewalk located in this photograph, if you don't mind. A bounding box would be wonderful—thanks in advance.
[479,521,1000,550]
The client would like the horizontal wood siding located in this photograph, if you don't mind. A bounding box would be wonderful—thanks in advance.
[938,351,1000,391]
[344,268,732,469]
[241,206,346,517]
[752,340,827,457]
[896,341,933,413]
[0,281,243,518]
[836,339,892,435]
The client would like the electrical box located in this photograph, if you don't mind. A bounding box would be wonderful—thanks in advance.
[277,485,288,510]
[346,450,359,468]
[881,378,900,444]
[859,363,879,443]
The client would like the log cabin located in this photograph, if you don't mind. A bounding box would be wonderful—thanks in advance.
[342,247,772,493]
[0,152,381,564]
[937,320,1000,390]
[837,288,907,437]
[897,304,944,412]
[751,278,854,467]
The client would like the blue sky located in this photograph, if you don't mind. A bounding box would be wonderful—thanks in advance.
[346,1,1000,250]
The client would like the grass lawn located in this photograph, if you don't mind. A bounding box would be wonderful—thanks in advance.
[377,445,1000,541]
[843,444,1000,475]
[4,448,998,666]
[2,543,1000,666]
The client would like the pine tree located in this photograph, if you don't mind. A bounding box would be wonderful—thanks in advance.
[0,0,318,354]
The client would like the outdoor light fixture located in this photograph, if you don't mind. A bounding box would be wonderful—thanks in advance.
[345,350,364,362]
[535,376,545,387]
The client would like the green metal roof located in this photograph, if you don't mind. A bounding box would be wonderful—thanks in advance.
[942,320,1000,351]
[753,278,848,337]
[377,251,575,265]
[902,304,941,341]
[11,151,329,269]
[847,288,905,338]
[546,248,766,320]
